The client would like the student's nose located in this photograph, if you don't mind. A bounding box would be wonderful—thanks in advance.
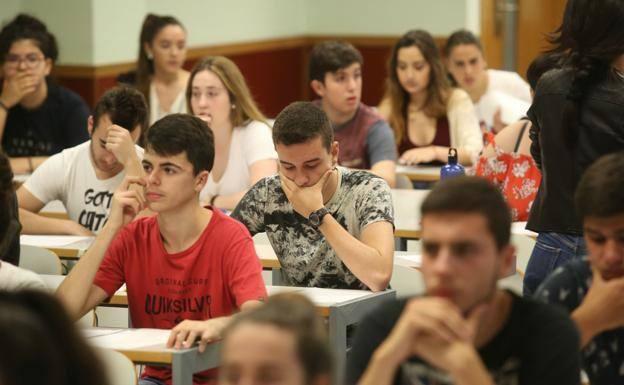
[347,76,357,91]
[431,249,454,276]
[603,239,624,267]
[103,151,117,166]
[294,172,309,187]
[146,169,161,186]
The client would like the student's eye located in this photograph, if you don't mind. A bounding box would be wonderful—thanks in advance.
[397,64,407,71]
[452,244,476,257]
[354,72,362,79]
[415,64,426,71]
[207,91,220,98]
[304,163,319,169]
[142,164,152,172]
[423,243,439,257]
[164,167,176,174]
[159,42,171,49]
[589,236,606,245]
[177,42,185,49]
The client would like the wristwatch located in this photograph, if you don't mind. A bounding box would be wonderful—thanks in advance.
[308,207,330,227]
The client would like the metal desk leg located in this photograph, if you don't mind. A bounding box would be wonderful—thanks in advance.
[396,237,408,251]
[271,268,282,286]
[328,307,347,385]
[171,350,194,385]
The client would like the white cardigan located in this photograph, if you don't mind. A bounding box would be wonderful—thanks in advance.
[446,88,483,163]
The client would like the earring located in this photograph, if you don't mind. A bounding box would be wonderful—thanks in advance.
[146,51,153,60]
[231,104,236,110]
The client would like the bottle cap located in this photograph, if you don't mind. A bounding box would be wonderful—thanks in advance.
[448,148,458,164]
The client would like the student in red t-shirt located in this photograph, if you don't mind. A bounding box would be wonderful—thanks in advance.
[57,113,267,385]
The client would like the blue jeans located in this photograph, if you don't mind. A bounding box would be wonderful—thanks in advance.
[523,232,586,297]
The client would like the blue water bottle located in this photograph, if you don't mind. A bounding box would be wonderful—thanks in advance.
[440,148,465,180]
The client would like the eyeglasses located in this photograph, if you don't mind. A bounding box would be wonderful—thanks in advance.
[4,54,44,69]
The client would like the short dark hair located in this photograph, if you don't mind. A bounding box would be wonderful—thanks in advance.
[0,290,109,385]
[0,14,58,64]
[421,176,511,249]
[272,102,333,151]
[223,294,333,384]
[443,29,483,57]
[92,86,148,134]
[308,40,363,83]
[575,151,624,219]
[145,114,214,175]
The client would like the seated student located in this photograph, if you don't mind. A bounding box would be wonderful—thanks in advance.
[17,86,147,235]
[378,30,482,166]
[0,151,44,290]
[0,290,110,385]
[474,53,562,221]
[0,14,90,174]
[309,41,397,187]
[232,102,394,292]
[118,14,189,125]
[56,114,267,385]
[444,30,531,133]
[347,177,580,385]
[220,293,332,385]
[536,152,624,385]
[186,56,277,210]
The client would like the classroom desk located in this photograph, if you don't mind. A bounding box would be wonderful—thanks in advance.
[390,190,538,250]
[391,189,428,250]
[396,164,441,182]
[23,235,282,271]
[40,274,395,384]
[84,328,219,385]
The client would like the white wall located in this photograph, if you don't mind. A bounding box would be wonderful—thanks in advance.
[306,0,468,36]
[22,0,94,64]
[2,0,480,66]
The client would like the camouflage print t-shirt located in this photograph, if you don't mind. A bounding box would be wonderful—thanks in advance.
[231,167,394,289]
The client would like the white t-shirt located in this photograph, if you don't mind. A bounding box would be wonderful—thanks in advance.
[200,120,277,201]
[23,141,144,233]
[475,69,532,130]
[149,83,188,125]
[0,262,46,291]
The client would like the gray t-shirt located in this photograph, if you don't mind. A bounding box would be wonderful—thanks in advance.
[231,167,394,289]
[334,119,398,165]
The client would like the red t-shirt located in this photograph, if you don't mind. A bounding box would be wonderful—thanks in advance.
[94,208,267,385]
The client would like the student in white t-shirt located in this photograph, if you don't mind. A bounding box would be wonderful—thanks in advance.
[187,56,278,210]
[444,29,531,133]
[17,86,148,235]
[0,261,46,291]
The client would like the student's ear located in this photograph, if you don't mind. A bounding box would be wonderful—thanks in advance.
[143,42,153,59]
[331,141,339,166]
[497,244,516,279]
[194,170,209,192]
[310,79,325,97]
[43,58,52,77]
[87,116,94,136]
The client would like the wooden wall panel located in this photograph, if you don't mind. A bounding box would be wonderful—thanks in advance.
[53,36,408,117]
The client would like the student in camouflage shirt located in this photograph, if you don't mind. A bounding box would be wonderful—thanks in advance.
[232,101,394,291]
[536,152,624,385]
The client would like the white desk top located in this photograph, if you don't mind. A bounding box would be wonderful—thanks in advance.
[395,165,441,182]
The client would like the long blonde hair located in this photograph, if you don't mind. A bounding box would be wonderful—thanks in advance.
[186,56,267,127]
[383,30,451,144]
